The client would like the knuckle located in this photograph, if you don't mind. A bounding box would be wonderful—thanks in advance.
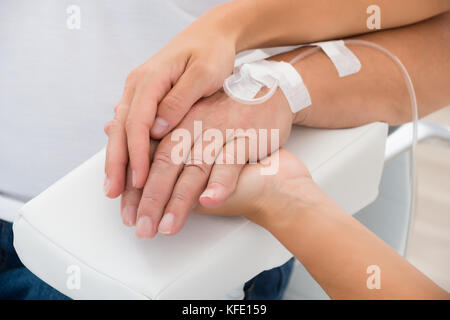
[125,115,152,133]
[141,65,156,79]
[171,190,190,203]
[140,193,163,209]
[121,194,138,207]
[152,150,175,168]
[193,63,222,91]
[108,118,125,134]
[210,176,236,192]
[194,61,217,77]
[161,93,185,115]
[185,162,209,176]
[126,68,140,85]
[124,118,134,132]
[104,121,112,134]
[208,179,236,193]
[121,188,135,199]
[125,118,142,133]
[210,180,229,191]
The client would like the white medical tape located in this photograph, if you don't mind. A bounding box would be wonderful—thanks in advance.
[270,61,312,113]
[223,60,311,113]
[223,40,361,112]
[313,40,361,77]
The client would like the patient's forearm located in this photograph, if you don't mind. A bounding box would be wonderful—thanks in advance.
[258,188,449,299]
[269,11,450,128]
[210,0,450,52]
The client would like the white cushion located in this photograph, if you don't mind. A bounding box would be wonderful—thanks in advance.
[13,122,388,299]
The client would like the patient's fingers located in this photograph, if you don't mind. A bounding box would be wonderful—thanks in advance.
[157,145,214,235]
[121,140,159,227]
[135,135,185,239]
[120,165,142,226]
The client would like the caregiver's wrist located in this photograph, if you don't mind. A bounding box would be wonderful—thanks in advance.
[205,0,270,53]
[198,2,246,53]
[249,178,330,232]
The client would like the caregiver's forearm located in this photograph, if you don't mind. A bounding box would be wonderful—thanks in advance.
[208,0,450,52]
[257,187,449,299]
[275,11,450,128]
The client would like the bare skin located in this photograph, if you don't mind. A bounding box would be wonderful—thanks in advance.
[285,11,450,128]
[194,149,450,300]
[108,12,450,238]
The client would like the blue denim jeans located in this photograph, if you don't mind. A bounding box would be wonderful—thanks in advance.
[0,219,293,300]
[244,257,295,300]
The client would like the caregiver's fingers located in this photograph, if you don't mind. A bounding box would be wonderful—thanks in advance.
[199,140,247,208]
[150,62,221,139]
[104,70,137,198]
[126,70,171,190]
[104,97,132,198]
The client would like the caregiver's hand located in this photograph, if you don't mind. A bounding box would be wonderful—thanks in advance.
[195,149,450,300]
[125,87,294,238]
[104,15,236,197]
[193,149,322,229]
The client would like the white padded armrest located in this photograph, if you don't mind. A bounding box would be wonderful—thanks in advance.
[13,123,387,299]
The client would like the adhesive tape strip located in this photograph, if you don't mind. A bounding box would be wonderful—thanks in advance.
[313,40,361,77]
[269,61,312,113]
[223,60,311,113]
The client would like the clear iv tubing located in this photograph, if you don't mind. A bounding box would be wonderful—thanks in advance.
[344,40,418,256]
[292,40,418,256]
[227,39,419,256]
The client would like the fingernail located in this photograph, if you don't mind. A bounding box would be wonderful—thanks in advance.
[151,117,169,136]
[200,188,216,200]
[136,216,153,239]
[122,205,137,226]
[132,170,137,188]
[103,176,111,195]
[158,213,174,235]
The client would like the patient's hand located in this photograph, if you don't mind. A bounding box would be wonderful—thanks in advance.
[121,88,294,238]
